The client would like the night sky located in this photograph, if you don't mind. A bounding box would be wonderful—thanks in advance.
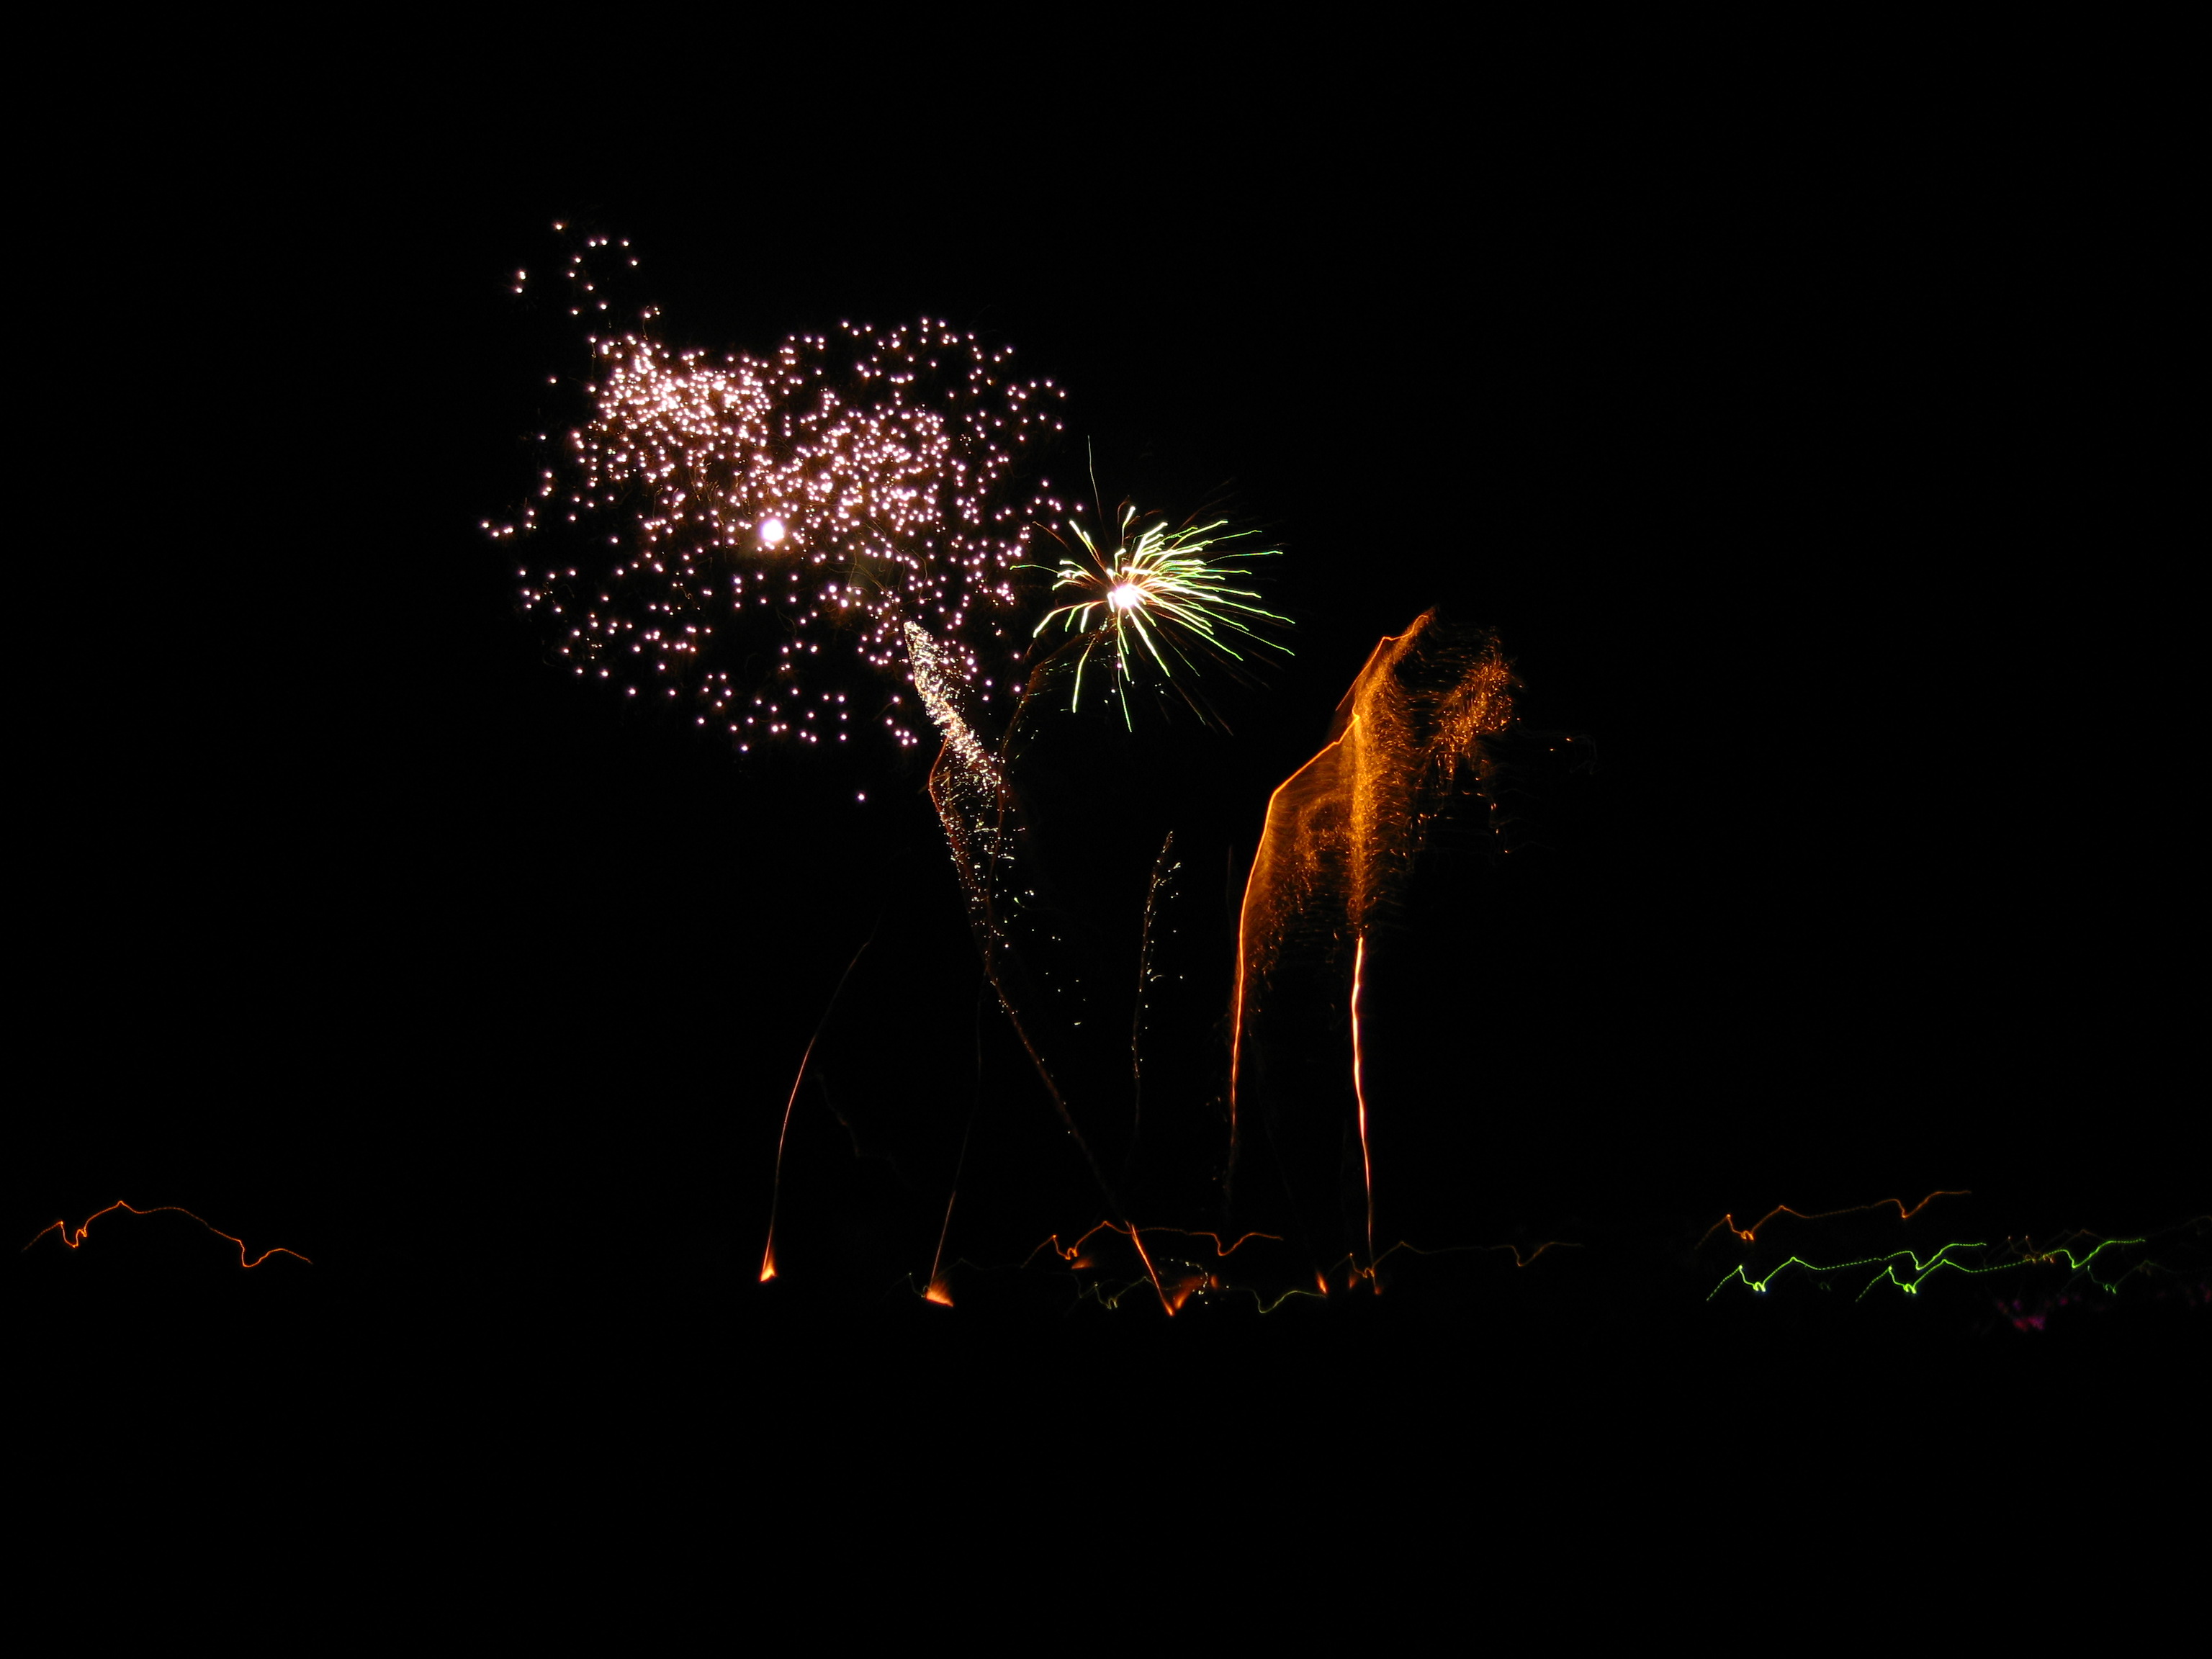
[17,69,2197,1502]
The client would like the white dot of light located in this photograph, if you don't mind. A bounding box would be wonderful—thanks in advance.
[758,518,787,547]
[1109,582,1146,611]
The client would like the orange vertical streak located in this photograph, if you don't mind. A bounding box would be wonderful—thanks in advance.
[1122,1221,1175,1317]
[1352,930,1376,1286]
[1228,944,1247,1187]
[760,926,878,1284]
[923,980,990,1308]
[925,1175,962,1308]
[23,1200,310,1268]
[760,1020,826,1283]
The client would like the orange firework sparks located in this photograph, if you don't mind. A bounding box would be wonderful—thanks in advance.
[1229,611,1516,1257]
[23,1200,310,1269]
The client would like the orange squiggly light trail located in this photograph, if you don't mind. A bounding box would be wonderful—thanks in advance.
[1695,1190,1972,1251]
[23,1200,310,1269]
[1310,1237,1582,1292]
[1376,1237,1578,1271]
[1026,1221,1285,1270]
[1020,1220,1267,1311]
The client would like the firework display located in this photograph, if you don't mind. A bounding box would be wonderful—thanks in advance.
[466,231,2203,1344]
[1235,613,1517,998]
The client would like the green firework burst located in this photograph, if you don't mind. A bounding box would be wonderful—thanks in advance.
[1030,503,1292,727]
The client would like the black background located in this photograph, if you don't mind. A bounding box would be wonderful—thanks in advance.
[14,46,2198,1537]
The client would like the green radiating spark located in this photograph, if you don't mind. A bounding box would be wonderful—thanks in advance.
[1029,503,1292,727]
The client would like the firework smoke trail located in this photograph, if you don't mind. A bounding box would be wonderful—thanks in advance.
[1229,612,1516,1277]
[909,624,1120,1201]
[493,234,1067,754]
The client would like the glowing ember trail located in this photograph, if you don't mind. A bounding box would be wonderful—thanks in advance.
[23,1200,310,1269]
